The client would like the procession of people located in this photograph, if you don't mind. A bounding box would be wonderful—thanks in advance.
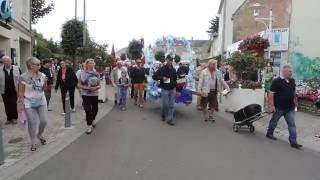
[0,52,307,152]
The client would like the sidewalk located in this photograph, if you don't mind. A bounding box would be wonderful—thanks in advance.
[0,85,115,180]
[217,103,320,153]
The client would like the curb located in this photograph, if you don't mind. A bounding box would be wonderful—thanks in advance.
[0,92,115,180]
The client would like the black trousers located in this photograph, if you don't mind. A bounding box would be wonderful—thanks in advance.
[82,96,99,126]
[2,93,18,121]
[61,88,75,113]
[131,84,135,99]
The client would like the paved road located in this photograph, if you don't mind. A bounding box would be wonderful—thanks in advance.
[20,102,320,180]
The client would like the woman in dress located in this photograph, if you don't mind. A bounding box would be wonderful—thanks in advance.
[18,57,48,151]
[263,66,274,107]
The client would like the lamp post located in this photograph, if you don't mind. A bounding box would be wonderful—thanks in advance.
[75,0,77,20]
[83,0,86,47]
[251,3,273,59]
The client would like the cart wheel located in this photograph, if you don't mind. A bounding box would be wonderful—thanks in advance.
[249,125,255,133]
[233,124,239,132]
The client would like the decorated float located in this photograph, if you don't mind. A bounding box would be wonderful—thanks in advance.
[145,35,195,105]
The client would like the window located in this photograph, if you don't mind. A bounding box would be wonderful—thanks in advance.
[22,0,28,22]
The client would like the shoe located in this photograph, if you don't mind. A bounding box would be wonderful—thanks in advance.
[72,108,76,112]
[30,145,37,151]
[61,113,66,116]
[92,120,97,128]
[167,121,175,126]
[209,116,215,123]
[139,104,144,108]
[266,134,277,140]
[5,121,12,125]
[47,108,53,111]
[38,136,47,145]
[121,107,126,111]
[114,100,118,105]
[162,115,165,122]
[86,126,93,134]
[11,120,18,125]
[291,143,303,149]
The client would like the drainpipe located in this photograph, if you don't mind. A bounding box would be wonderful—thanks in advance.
[221,0,227,60]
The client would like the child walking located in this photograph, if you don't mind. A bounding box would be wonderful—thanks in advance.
[118,69,130,111]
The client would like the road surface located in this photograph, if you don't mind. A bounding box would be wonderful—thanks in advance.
[20,102,320,180]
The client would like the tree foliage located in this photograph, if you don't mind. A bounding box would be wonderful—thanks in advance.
[154,51,165,63]
[77,41,110,67]
[32,0,55,24]
[207,16,219,37]
[34,30,64,59]
[127,39,143,60]
[120,53,127,61]
[174,55,181,64]
[227,51,268,81]
[61,19,88,59]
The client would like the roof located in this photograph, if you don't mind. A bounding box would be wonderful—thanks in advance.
[190,40,211,48]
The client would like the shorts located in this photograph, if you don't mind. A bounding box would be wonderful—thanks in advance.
[201,90,219,112]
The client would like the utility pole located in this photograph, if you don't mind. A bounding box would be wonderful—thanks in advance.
[83,0,87,47]
[75,0,77,20]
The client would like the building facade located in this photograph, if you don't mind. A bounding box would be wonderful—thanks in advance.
[216,0,320,80]
[0,0,31,72]
[216,0,246,56]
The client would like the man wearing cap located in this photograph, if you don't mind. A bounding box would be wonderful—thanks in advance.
[153,55,177,126]
[0,56,21,125]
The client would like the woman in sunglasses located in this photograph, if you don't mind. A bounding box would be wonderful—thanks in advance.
[18,57,48,151]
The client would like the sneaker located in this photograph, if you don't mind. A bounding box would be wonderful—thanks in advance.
[92,120,97,128]
[209,116,215,123]
[5,121,11,125]
[86,126,93,134]
[291,143,303,149]
[47,108,53,111]
[266,134,277,141]
[61,113,66,116]
[121,107,126,111]
[72,108,76,112]
[167,121,175,126]
[139,104,144,108]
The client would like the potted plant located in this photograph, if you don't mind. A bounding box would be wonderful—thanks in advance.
[223,36,269,112]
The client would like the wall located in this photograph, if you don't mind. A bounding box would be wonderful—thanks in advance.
[289,0,320,81]
[232,0,291,42]
[0,0,31,69]
[217,0,246,55]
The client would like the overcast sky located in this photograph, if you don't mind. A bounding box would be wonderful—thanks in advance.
[34,0,220,52]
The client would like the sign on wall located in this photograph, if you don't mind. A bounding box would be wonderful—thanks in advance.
[270,28,289,51]
[0,0,12,23]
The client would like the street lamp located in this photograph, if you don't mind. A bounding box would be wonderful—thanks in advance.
[250,3,273,59]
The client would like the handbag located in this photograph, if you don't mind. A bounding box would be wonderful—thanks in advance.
[30,96,43,108]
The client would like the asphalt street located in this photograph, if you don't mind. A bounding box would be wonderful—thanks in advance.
[20,101,320,180]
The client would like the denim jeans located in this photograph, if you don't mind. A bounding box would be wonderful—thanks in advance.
[267,108,297,144]
[119,87,128,108]
[161,89,176,122]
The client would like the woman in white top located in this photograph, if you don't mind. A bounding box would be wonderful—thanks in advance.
[18,57,48,151]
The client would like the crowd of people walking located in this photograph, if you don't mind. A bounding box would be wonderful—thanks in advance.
[0,53,307,152]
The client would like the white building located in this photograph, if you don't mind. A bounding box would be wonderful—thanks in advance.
[0,0,31,72]
[216,0,246,56]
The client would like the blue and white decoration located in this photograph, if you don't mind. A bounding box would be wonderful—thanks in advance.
[145,35,195,104]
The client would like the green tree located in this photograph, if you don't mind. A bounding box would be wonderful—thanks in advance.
[32,0,55,24]
[120,53,127,61]
[207,16,219,37]
[227,51,268,81]
[154,50,165,63]
[77,41,110,68]
[127,39,143,60]
[174,55,181,64]
[61,19,88,66]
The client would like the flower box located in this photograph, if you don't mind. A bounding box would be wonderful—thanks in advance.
[298,99,320,116]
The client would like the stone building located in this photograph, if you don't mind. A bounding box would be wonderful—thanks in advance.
[0,0,32,71]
